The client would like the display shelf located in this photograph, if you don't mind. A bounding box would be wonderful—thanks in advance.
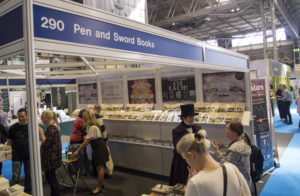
[110,139,173,149]
[103,115,251,127]
[105,117,253,176]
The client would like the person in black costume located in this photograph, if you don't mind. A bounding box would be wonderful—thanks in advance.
[281,85,292,124]
[270,84,274,116]
[0,123,7,175]
[276,84,284,120]
[169,104,201,186]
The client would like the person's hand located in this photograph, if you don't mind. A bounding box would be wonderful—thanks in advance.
[211,140,219,151]
[73,150,78,157]
[38,126,43,134]
[187,167,198,179]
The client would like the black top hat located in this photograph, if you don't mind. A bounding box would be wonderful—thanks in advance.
[180,104,198,117]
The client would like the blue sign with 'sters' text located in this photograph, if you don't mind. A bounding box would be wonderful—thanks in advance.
[33,5,203,62]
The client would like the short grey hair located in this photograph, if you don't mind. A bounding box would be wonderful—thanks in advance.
[176,130,211,157]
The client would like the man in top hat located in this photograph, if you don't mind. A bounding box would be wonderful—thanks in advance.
[169,104,201,186]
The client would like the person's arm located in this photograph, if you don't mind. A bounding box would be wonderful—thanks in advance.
[211,140,228,163]
[73,138,90,156]
[7,126,13,146]
[7,139,12,146]
[214,149,227,163]
[39,126,46,143]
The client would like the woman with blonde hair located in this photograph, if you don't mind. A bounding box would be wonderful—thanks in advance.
[39,110,62,196]
[177,130,250,196]
[73,109,109,194]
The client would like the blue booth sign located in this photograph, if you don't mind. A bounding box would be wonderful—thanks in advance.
[0,6,23,47]
[9,79,76,86]
[33,5,203,62]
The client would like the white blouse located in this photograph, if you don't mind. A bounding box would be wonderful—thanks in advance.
[86,125,102,140]
[185,162,251,196]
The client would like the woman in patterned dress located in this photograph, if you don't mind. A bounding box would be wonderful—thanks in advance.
[39,110,62,196]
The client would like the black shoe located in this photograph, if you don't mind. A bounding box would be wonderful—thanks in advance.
[104,173,112,179]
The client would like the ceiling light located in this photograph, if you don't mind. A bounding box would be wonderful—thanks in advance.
[205,17,211,21]
[172,22,176,26]
[236,7,240,11]
[231,9,235,12]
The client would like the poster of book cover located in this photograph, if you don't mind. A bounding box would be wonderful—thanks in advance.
[78,83,98,104]
[128,79,156,104]
[251,79,274,172]
[51,87,67,109]
[161,76,196,102]
[0,89,9,112]
[101,81,123,104]
[203,72,246,103]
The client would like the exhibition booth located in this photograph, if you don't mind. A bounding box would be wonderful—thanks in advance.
[0,0,276,194]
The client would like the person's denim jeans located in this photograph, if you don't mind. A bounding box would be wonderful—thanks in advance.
[11,160,31,194]
[45,170,60,196]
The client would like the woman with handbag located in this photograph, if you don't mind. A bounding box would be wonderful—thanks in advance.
[73,109,109,195]
[177,130,251,196]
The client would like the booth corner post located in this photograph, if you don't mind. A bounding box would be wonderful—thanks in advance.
[23,0,44,195]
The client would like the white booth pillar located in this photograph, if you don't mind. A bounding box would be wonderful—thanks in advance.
[97,76,102,104]
[23,0,44,195]
[123,72,129,105]
[195,69,204,102]
[155,68,163,109]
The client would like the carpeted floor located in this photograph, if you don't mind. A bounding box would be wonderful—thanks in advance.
[260,102,300,196]
[260,133,300,196]
[273,103,300,133]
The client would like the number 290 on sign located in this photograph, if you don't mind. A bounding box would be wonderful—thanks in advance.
[41,17,65,31]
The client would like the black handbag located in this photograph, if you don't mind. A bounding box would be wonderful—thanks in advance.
[221,164,227,196]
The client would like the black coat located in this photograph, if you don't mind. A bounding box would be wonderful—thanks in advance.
[169,122,201,186]
[0,124,7,144]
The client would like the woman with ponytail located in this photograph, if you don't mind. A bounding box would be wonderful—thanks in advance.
[177,130,251,196]
[211,120,252,188]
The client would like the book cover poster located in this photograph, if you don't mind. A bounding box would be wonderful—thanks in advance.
[162,75,196,102]
[0,89,9,112]
[128,79,156,103]
[101,81,123,104]
[51,87,67,108]
[203,72,246,103]
[78,83,98,104]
